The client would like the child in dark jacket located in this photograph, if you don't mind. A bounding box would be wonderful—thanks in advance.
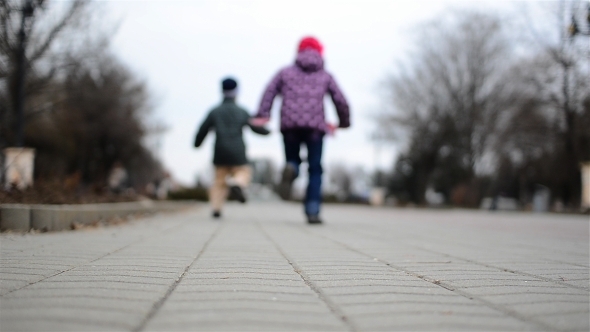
[194,77,269,218]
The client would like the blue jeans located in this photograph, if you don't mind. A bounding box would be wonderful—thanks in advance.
[283,129,324,216]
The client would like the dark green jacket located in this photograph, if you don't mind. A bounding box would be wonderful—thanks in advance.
[194,98,269,166]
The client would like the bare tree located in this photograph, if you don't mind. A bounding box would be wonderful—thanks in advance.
[26,48,163,187]
[0,0,91,147]
[1,0,164,192]
[508,0,590,207]
[378,11,515,204]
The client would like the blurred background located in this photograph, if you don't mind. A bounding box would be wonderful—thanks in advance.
[1,0,589,212]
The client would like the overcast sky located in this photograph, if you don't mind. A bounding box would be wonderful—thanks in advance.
[106,0,539,185]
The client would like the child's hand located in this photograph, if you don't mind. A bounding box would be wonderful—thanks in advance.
[326,123,337,136]
[250,117,270,127]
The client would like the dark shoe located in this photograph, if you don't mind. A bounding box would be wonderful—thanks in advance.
[278,164,296,200]
[212,211,221,219]
[230,185,246,203]
[307,215,323,224]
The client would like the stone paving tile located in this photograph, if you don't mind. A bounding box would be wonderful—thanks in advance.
[174,283,313,294]
[0,214,190,297]
[454,284,583,295]
[146,320,344,332]
[340,301,496,315]
[474,292,589,304]
[314,279,428,287]
[503,301,590,316]
[185,269,295,277]
[259,221,533,331]
[160,298,333,312]
[144,217,348,331]
[329,293,480,306]
[531,311,590,332]
[2,296,153,312]
[0,270,54,279]
[438,276,548,285]
[1,307,142,331]
[559,280,590,289]
[1,305,146,324]
[299,204,589,331]
[61,270,180,279]
[76,266,183,275]
[1,209,216,331]
[0,279,29,294]
[1,202,588,332]
[2,286,164,301]
[168,290,321,303]
[150,310,343,326]
[350,317,537,332]
[0,319,126,332]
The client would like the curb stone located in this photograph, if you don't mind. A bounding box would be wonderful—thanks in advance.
[0,201,195,232]
[0,204,31,231]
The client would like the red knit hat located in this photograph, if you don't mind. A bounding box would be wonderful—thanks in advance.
[298,36,323,55]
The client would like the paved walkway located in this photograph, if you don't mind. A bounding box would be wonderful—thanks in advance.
[1,202,588,331]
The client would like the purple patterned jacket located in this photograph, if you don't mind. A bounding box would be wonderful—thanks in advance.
[256,50,350,133]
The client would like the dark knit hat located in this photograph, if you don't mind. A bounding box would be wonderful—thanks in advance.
[298,36,323,55]
[222,77,238,91]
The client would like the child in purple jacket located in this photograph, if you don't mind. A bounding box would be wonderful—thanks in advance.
[253,36,350,224]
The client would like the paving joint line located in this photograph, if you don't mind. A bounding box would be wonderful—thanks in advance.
[542,258,590,269]
[132,221,224,332]
[418,249,590,292]
[330,222,589,292]
[296,224,556,332]
[255,221,358,332]
[0,217,191,297]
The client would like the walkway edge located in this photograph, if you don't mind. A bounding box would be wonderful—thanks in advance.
[0,201,196,232]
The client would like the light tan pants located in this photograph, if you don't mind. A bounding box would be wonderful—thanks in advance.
[210,165,251,211]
